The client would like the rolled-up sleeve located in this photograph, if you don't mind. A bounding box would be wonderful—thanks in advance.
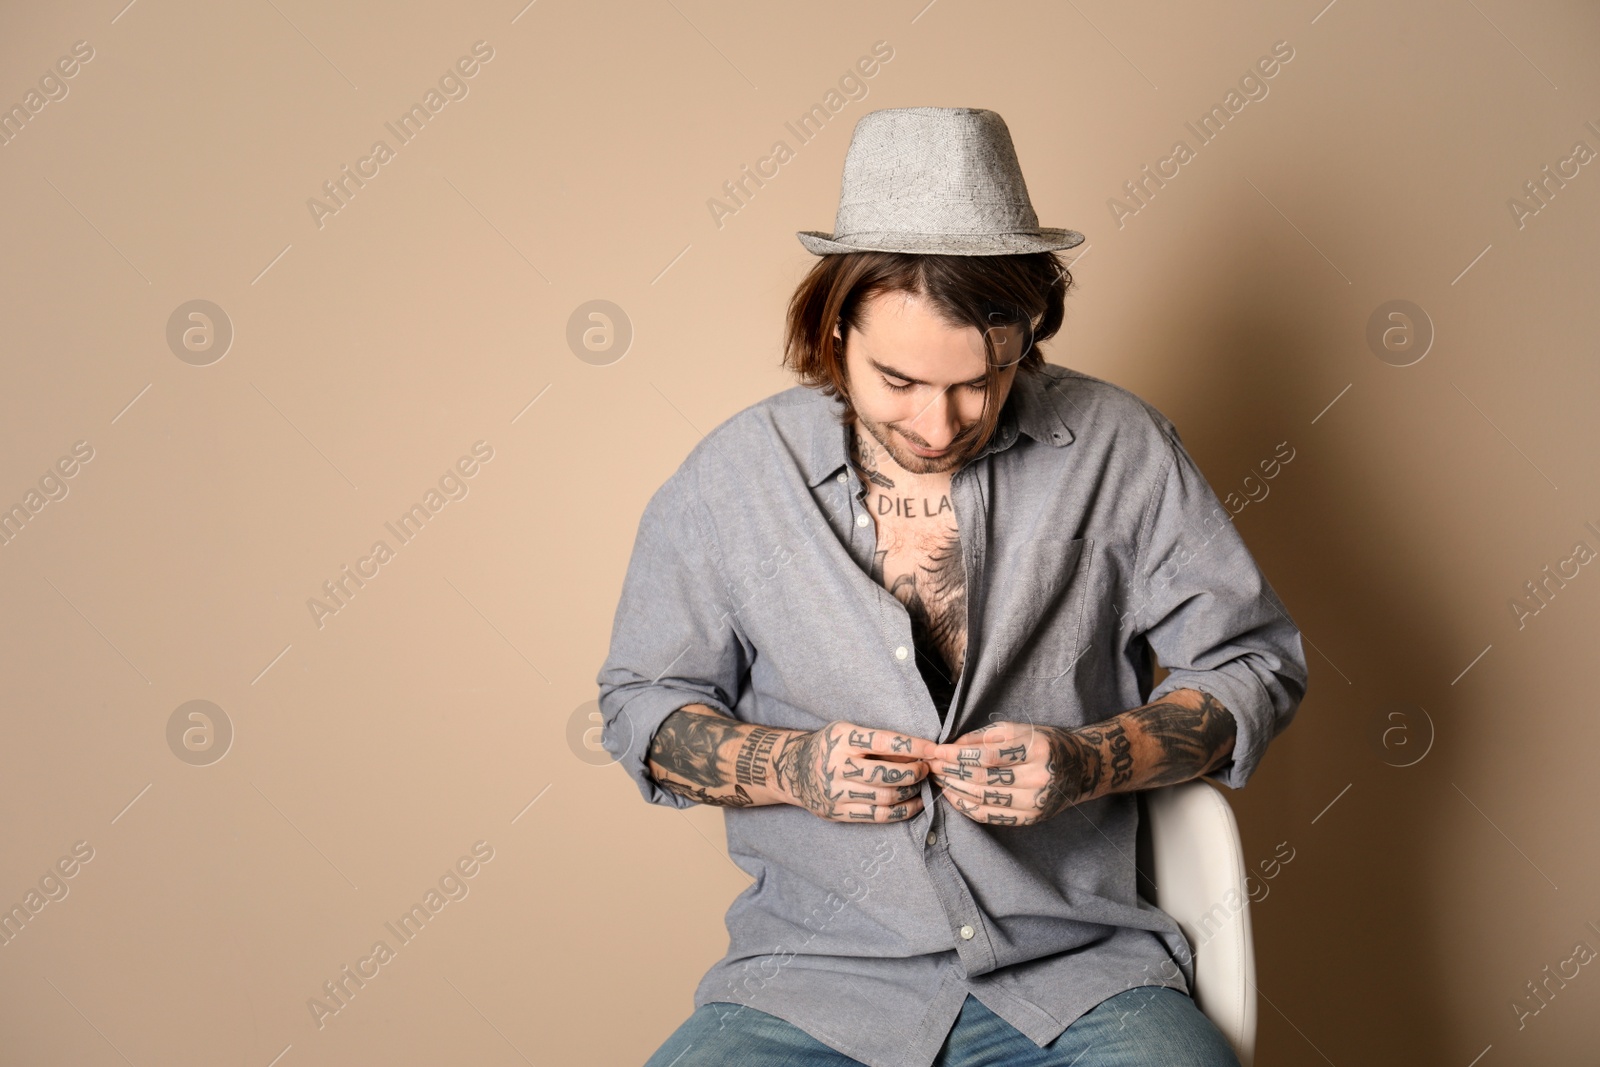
[595,466,750,808]
[1130,428,1308,790]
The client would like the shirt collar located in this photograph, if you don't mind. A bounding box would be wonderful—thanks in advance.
[799,364,1076,488]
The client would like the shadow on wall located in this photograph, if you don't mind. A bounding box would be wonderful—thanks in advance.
[1132,173,1463,1064]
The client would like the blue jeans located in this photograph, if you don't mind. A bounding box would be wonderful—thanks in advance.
[644,986,1243,1066]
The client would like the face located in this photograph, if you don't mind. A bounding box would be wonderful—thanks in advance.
[838,289,1025,477]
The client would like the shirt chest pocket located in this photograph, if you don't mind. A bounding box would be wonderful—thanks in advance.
[986,535,1096,683]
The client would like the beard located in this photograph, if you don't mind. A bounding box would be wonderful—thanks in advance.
[853,406,978,477]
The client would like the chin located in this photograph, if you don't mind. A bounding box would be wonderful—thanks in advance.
[896,445,961,473]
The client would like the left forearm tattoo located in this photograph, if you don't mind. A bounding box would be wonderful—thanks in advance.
[1117,690,1237,789]
[1044,691,1236,811]
[933,690,1238,825]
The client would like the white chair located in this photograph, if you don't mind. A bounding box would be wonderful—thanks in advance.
[1135,778,1257,1067]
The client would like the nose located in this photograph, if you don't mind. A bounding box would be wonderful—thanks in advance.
[907,387,962,450]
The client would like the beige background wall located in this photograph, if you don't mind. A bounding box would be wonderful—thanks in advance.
[2,1,1597,1064]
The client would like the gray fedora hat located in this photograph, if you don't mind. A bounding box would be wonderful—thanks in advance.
[797,106,1085,256]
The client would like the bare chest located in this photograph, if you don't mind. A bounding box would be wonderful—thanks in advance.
[863,484,969,681]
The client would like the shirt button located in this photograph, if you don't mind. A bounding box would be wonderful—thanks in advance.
[926,831,937,846]
[959,925,975,940]
[855,513,869,527]
[838,471,848,482]
[894,645,909,661]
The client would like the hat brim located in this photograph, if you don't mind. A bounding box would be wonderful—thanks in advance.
[795,228,1086,256]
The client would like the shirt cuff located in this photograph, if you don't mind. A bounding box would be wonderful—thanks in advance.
[601,685,735,809]
[1148,664,1272,791]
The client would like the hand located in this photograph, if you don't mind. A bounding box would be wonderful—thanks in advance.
[772,720,940,823]
[929,720,1104,826]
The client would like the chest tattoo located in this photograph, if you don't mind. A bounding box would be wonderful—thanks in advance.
[849,427,969,688]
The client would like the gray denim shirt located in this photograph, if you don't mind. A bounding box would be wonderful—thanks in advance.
[596,361,1308,1067]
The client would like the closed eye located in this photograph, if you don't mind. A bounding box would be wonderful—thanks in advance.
[881,376,988,392]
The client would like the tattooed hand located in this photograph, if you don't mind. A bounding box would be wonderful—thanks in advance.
[927,721,1105,826]
[772,720,941,823]
[926,693,1237,825]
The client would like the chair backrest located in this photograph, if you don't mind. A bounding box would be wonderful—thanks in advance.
[1135,778,1257,1067]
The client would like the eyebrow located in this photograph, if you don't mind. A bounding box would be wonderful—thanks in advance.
[867,356,989,387]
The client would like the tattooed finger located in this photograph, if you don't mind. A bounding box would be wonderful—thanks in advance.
[933,739,1031,767]
[938,792,1033,826]
[834,796,923,823]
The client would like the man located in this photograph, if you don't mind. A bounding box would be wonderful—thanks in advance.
[597,107,1307,1067]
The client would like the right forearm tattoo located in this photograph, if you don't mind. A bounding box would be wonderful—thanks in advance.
[647,707,786,808]
[649,707,741,786]
[656,778,755,807]
[735,726,784,788]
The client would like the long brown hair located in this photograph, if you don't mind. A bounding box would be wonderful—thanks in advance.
[781,251,1075,453]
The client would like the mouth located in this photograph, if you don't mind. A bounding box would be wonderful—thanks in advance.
[904,438,950,458]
